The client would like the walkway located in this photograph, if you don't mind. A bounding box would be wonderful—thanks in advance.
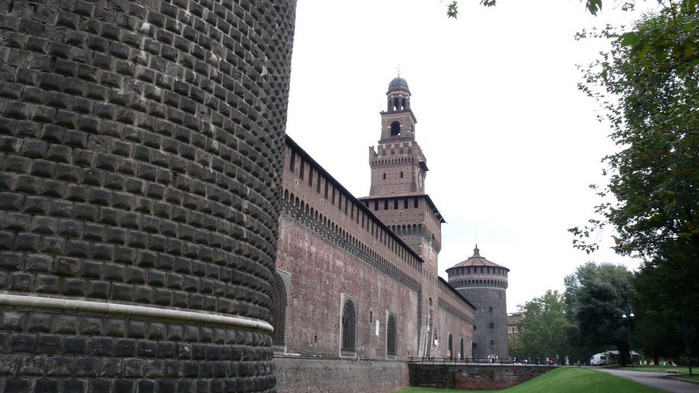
[596,368,699,393]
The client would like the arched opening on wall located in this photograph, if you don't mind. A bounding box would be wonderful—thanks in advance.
[390,121,401,136]
[271,273,287,346]
[387,314,397,358]
[341,299,357,356]
[448,333,453,360]
[460,337,464,360]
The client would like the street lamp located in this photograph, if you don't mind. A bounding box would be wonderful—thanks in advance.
[621,305,635,367]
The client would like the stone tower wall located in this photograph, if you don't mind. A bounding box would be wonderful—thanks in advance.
[0,1,295,391]
[459,287,508,359]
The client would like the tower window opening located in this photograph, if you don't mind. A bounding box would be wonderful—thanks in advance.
[383,173,386,180]
[400,171,403,178]
[390,121,401,136]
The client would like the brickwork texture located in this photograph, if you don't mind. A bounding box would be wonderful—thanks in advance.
[274,357,409,393]
[409,364,553,390]
[0,0,296,391]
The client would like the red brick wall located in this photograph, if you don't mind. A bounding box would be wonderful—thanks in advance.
[275,357,410,393]
[409,364,555,390]
[277,213,420,359]
[274,136,476,388]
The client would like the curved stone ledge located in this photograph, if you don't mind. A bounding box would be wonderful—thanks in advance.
[0,293,273,332]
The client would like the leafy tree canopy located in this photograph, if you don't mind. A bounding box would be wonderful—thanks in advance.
[564,263,634,363]
[515,290,572,361]
[570,0,699,260]
[569,1,699,366]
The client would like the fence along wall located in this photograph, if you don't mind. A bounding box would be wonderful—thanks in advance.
[0,1,295,391]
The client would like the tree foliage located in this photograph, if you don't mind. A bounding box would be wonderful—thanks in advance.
[564,263,635,364]
[570,1,699,259]
[632,247,698,363]
[515,290,572,362]
[570,0,699,365]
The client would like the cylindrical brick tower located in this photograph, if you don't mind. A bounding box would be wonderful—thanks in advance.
[446,245,509,360]
[0,1,295,391]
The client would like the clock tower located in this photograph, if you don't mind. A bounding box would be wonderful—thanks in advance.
[368,76,428,197]
[360,76,445,358]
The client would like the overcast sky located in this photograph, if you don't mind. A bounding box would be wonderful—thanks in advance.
[285,0,660,313]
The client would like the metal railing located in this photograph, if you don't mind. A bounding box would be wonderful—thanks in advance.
[409,357,559,366]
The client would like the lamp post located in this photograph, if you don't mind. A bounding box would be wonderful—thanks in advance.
[621,304,635,367]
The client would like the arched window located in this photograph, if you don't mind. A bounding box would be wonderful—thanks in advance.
[341,299,357,355]
[460,337,464,360]
[448,333,453,359]
[271,273,287,346]
[390,121,401,136]
[387,314,397,357]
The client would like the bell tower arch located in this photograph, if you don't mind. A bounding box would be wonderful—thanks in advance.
[370,76,427,196]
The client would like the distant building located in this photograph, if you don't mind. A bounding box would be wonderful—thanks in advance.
[508,312,524,335]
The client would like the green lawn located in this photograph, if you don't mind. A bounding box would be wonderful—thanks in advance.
[394,367,666,393]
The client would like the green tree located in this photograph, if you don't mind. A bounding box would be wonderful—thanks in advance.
[571,0,699,261]
[633,249,698,367]
[570,0,699,368]
[564,263,635,365]
[516,290,571,364]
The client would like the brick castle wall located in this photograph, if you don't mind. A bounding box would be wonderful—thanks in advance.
[0,1,295,391]
[409,364,553,390]
[274,137,475,390]
[276,211,420,359]
[274,357,409,393]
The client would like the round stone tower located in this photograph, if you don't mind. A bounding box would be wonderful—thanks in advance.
[0,1,295,391]
[446,245,509,360]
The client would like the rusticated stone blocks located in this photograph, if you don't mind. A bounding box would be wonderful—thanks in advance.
[0,0,296,391]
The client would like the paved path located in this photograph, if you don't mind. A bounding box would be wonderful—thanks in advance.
[595,368,699,393]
